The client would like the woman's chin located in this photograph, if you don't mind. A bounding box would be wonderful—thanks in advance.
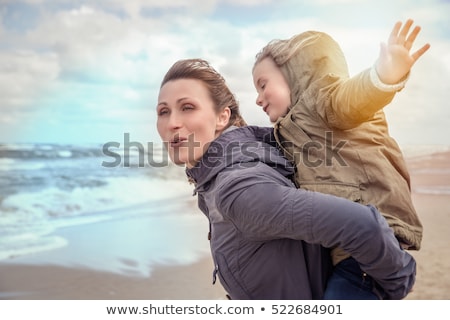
[169,158,186,166]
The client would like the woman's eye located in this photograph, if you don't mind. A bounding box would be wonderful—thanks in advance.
[182,104,194,111]
[158,108,169,116]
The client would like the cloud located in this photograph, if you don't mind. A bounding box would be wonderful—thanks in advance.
[0,50,60,111]
[0,0,449,144]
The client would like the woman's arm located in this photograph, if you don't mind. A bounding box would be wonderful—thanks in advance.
[216,166,415,299]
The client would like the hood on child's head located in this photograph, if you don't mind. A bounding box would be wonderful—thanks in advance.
[279,31,350,106]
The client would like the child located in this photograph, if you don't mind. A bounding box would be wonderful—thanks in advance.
[252,19,430,299]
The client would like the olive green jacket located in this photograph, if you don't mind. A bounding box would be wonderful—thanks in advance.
[273,31,423,264]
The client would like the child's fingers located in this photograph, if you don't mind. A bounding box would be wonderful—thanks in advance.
[411,43,431,62]
[398,19,414,43]
[404,26,421,50]
[388,21,402,45]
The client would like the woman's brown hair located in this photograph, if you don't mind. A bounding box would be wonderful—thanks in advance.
[161,59,247,128]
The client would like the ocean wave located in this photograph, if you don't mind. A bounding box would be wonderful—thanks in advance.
[0,235,68,260]
[0,142,197,265]
[0,173,196,262]
[0,158,47,171]
[401,144,450,158]
[413,186,450,195]
[0,175,192,219]
[410,168,450,174]
[0,143,166,162]
[0,143,105,160]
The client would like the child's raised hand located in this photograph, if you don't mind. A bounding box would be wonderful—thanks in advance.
[376,19,430,84]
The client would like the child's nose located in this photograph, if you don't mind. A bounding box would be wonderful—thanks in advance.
[256,94,263,107]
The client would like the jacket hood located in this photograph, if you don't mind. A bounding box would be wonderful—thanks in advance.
[186,126,294,192]
[280,31,350,106]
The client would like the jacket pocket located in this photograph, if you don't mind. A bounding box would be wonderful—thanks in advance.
[299,181,362,203]
[215,252,250,299]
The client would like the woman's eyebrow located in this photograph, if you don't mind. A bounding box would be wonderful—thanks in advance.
[157,97,191,108]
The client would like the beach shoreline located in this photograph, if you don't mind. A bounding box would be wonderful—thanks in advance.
[0,257,227,300]
[1,150,449,300]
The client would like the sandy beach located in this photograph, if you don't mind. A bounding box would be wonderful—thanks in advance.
[0,150,449,300]
[0,257,227,300]
[403,150,450,300]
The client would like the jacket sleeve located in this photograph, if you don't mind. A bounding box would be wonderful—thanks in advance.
[315,68,397,130]
[215,166,415,299]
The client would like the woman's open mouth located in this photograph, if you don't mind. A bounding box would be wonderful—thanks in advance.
[170,136,187,148]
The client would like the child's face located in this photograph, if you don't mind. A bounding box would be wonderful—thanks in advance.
[253,57,291,123]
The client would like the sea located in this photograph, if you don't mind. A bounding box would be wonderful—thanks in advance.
[1,142,449,278]
[0,143,210,277]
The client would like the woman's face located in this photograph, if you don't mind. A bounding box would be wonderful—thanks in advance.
[157,78,229,168]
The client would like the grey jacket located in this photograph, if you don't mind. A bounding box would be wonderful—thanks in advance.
[186,126,415,300]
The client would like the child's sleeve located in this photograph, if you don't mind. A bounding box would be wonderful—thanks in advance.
[369,65,409,92]
[318,66,407,130]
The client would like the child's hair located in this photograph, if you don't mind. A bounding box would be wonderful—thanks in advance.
[253,31,322,69]
[161,58,247,128]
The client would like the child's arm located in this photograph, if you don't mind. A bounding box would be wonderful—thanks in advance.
[323,19,430,129]
[375,19,430,85]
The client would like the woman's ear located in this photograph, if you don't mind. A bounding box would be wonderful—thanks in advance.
[216,107,231,131]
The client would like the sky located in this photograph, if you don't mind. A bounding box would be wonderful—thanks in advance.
[1,0,449,147]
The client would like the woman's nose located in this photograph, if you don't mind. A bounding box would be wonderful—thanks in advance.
[168,112,182,129]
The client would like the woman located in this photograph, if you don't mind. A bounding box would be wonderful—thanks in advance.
[156,58,416,300]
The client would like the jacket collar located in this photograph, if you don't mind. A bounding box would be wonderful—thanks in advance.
[186,125,294,193]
